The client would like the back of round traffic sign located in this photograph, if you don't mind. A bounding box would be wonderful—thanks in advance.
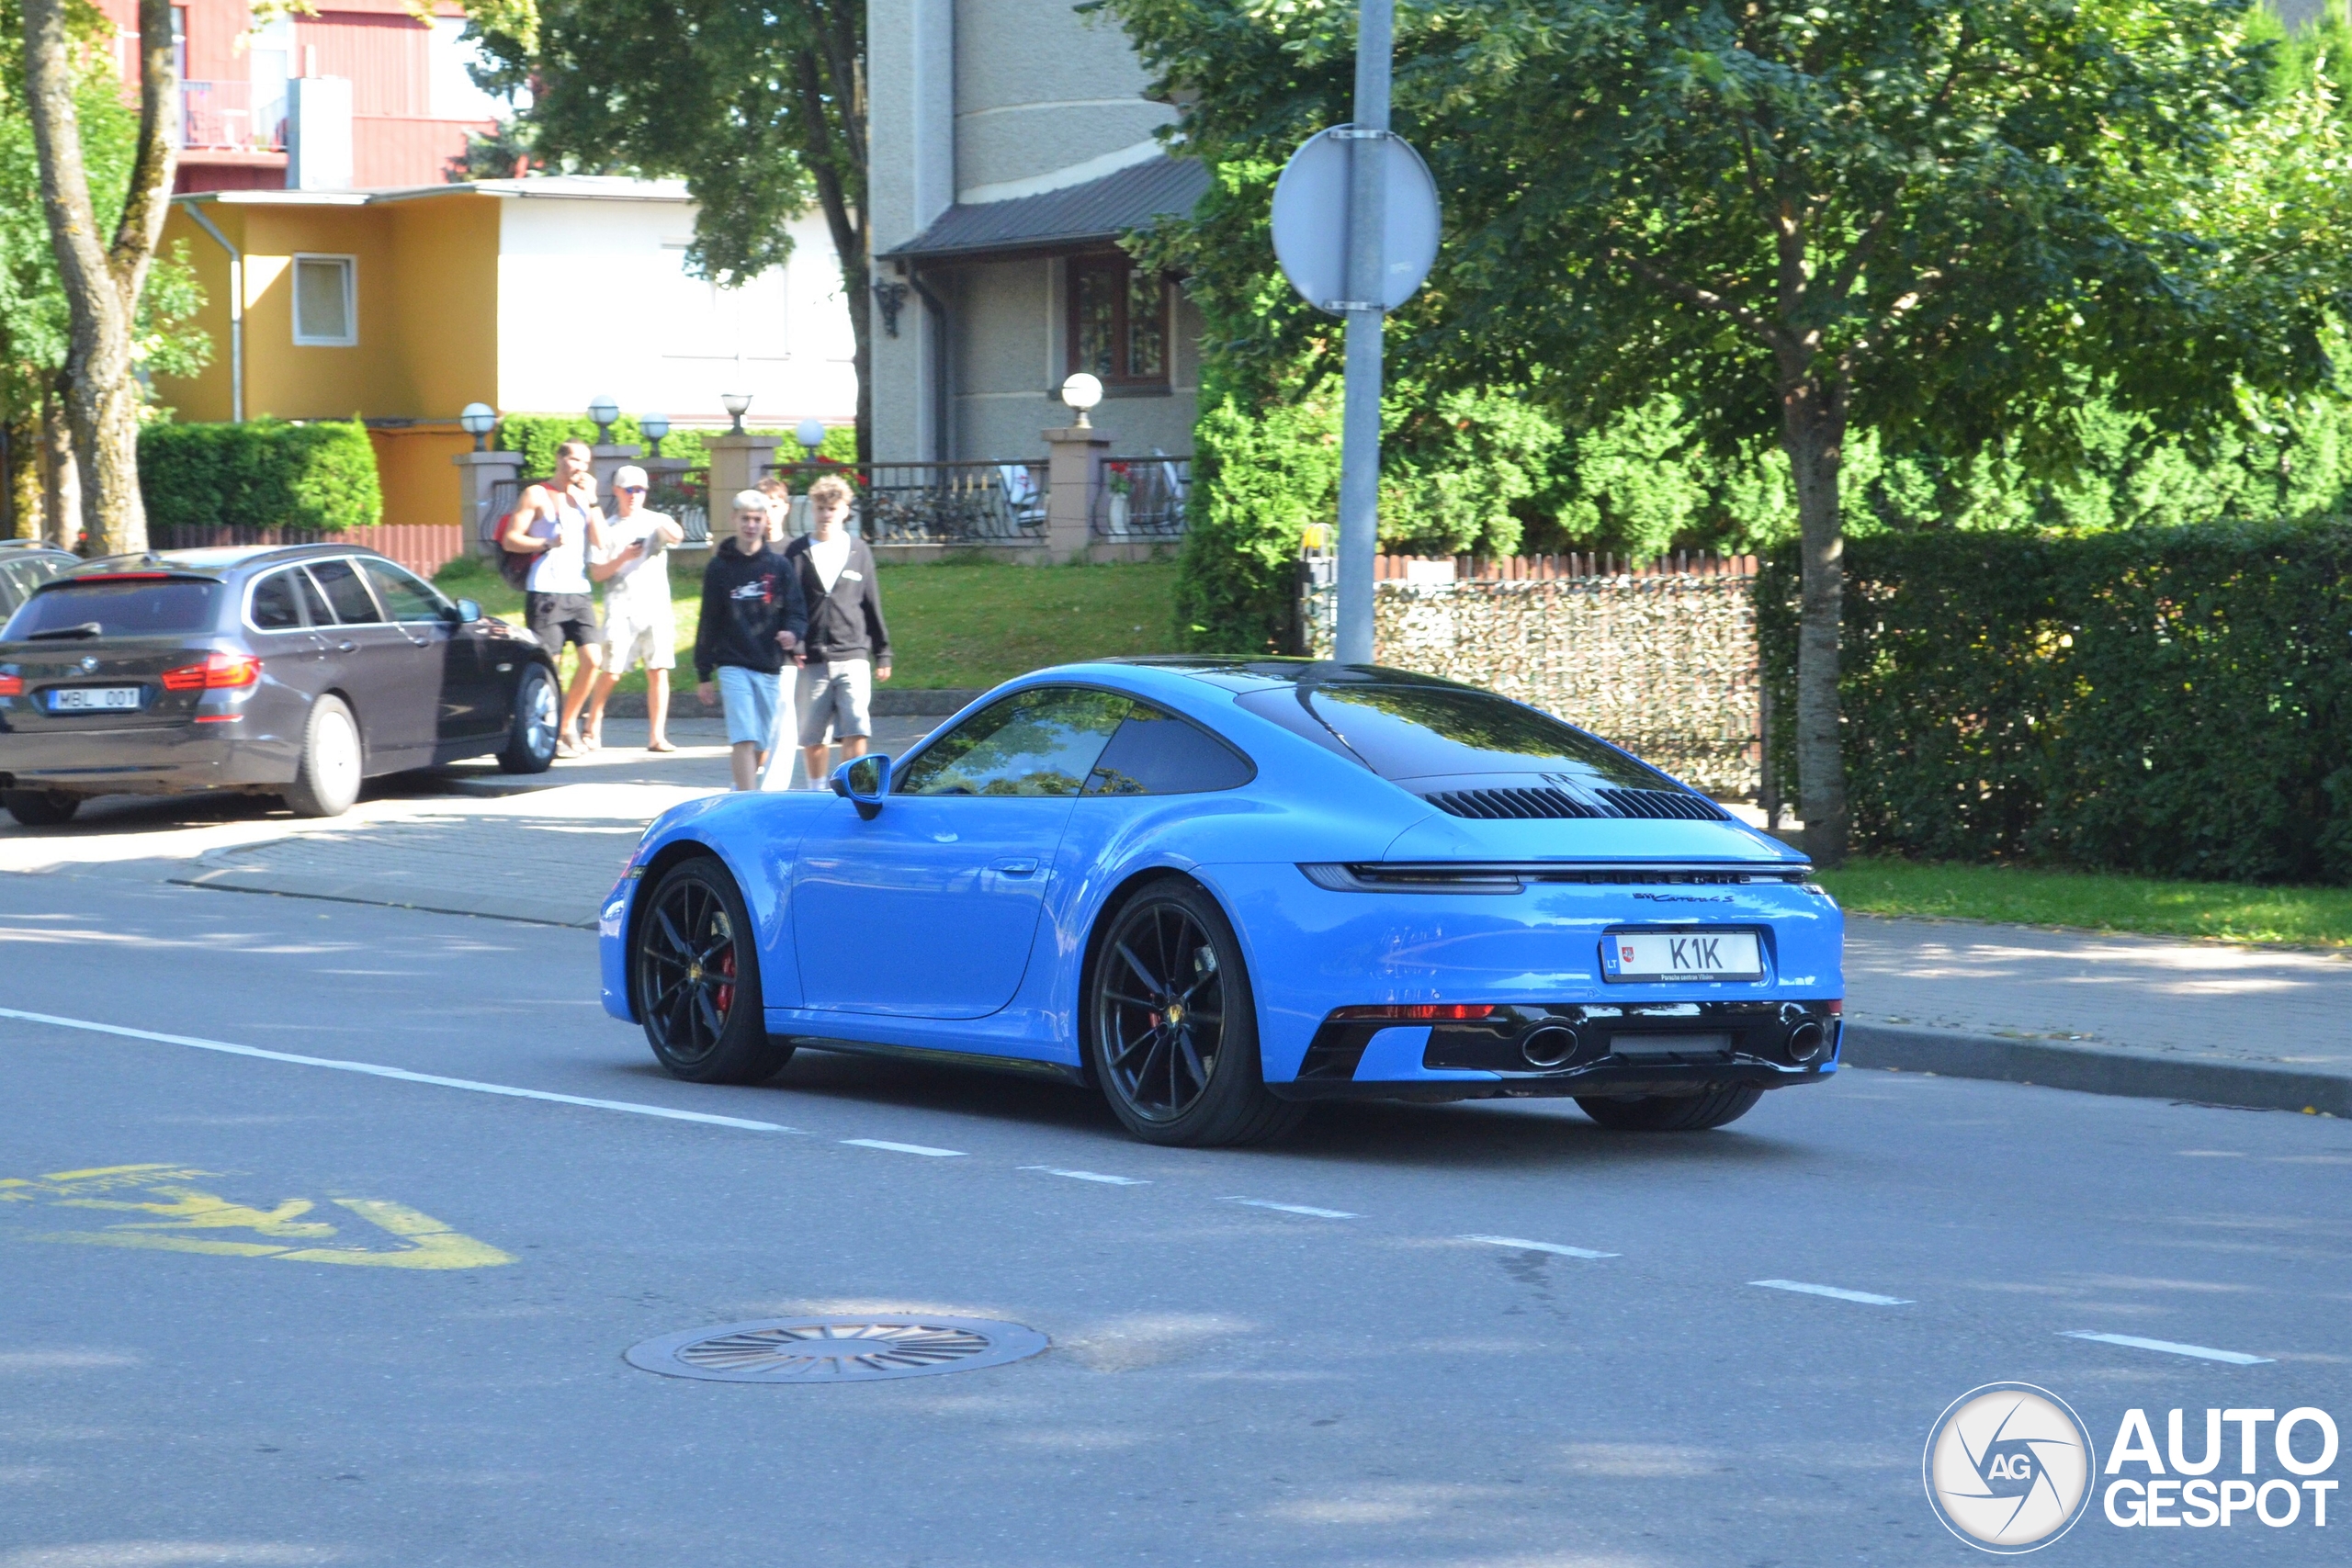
[1271,125,1442,315]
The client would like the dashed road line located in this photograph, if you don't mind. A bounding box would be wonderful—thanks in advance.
[0,1007,801,1134]
[842,1138,967,1157]
[1461,1234,1619,1260]
[1020,1165,1148,1185]
[1750,1279,1913,1306]
[1222,1197,1359,1219]
[2062,1330,2273,1366]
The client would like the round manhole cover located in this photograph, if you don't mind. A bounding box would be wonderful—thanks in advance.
[625,1315,1049,1383]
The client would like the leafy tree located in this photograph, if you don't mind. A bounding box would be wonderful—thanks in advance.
[1105,0,2352,863]
[2,0,204,543]
[459,0,871,459]
[17,0,182,552]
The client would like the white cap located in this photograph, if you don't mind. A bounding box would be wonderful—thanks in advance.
[732,489,770,514]
[614,464,648,489]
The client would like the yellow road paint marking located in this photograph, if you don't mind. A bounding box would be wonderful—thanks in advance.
[4,1169,511,1270]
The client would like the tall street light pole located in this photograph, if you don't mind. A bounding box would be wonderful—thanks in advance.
[1335,0,1392,667]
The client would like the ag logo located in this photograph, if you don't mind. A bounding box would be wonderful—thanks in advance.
[1924,1382,2098,1552]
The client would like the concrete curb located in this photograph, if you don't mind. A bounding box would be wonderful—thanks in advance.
[1840,1022,2351,1117]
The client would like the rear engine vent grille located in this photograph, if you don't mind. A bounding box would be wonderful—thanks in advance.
[1422,787,1600,820]
[1595,787,1727,821]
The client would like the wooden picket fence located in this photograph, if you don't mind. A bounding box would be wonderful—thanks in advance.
[154,524,471,581]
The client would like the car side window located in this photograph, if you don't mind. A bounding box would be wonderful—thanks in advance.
[290,569,334,627]
[307,559,384,625]
[895,686,1133,797]
[362,558,451,624]
[0,563,27,617]
[248,570,307,631]
[1082,703,1256,795]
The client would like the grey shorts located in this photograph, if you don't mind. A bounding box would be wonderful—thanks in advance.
[797,660,873,746]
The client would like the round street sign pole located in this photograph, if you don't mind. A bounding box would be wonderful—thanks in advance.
[1271,0,1438,668]
[1336,0,1393,667]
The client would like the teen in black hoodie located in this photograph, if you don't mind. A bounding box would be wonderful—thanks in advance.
[694,495,808,790]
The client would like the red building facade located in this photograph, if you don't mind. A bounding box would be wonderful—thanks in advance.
[97,0,505,194]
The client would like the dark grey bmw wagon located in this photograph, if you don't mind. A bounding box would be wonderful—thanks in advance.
[0,545,560,827]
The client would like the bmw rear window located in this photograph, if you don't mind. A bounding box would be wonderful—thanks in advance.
[1234,683,1675,788]
[2,580,222,640]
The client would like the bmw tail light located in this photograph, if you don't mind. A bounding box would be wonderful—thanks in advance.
[0,673,20,696]
[1330,1003,1499,1022]
[161,653,262,691]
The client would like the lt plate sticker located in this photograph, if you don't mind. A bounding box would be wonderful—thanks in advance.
[1602,930,1764,982]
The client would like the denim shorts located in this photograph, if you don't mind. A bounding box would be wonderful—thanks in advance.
[714,665,782,748]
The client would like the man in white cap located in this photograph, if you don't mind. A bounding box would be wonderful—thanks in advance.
[583,464,685,751]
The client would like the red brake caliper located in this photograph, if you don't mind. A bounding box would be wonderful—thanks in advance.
[713,950,736,1018]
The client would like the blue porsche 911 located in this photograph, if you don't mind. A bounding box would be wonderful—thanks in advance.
[598,658,1844,1145]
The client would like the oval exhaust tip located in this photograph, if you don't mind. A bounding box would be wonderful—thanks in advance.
[1521,1024,1578,1069]
[1786,1021,1826,1065]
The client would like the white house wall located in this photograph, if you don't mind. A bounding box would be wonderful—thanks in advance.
[952,0,1172,197]
[495,197,857,425]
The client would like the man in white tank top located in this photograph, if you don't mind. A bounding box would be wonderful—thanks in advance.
[500,438,607,755]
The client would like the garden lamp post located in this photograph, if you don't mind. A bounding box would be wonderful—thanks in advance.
[1060,373,1103,430]
[795,418,826,459]
[588,394,620,446]
[459,402,497,453]
[721,391,752,435]
[640,413,671,457]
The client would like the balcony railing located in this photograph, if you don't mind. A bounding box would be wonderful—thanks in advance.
[1091,455,1190,539]
[763,460,1049,545]
[179,81,285,152]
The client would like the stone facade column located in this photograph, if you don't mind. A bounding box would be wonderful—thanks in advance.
[1042,423,1109,563]
[452,448,525,558]
[707,433,781,517]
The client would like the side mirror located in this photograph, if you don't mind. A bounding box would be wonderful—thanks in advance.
[452,598,482,624]
[831,753,891,819]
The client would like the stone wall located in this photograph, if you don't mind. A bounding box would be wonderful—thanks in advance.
[1305,563,1761,797]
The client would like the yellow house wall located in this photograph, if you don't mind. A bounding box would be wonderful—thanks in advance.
[154,209,237,423]
[385,197,500,416]
[238,205,399,419]
[368,425,473,529]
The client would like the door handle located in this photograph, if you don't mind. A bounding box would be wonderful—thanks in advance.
[989,857,1039,875]
[335,641,356,653]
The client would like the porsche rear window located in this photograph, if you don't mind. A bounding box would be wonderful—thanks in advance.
[1235,683,1674,788]
[3,580,220,639]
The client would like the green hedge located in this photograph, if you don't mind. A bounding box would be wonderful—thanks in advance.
[1757,524,2352,885]
[494,416,855,477]
[139,418,381,533]
[1173,386,1340,651]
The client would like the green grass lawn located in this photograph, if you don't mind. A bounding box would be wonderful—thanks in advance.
[435,551,1185,696]
[1817,857,2352,948]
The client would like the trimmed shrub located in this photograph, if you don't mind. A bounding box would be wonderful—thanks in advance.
[1174,385,1340,651]
[1757,524,2352,885]
[139,418,382,533]
[495,417,855,477]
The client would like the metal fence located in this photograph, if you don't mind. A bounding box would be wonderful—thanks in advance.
[763,460,1049,544]
[179,81,282,152]
[1091,455,1190,539]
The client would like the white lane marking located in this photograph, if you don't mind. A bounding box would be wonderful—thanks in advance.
[1750,1279,1914,1306]
[1222,1197,1358,1219]
[1462,1234,1620,1260]
[842,1138,967,1157]
[2061,1330,2274,1366]
[0,1006,800,1134]
[1020,1165,1148,1186]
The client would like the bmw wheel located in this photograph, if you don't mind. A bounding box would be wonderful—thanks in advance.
[1576,1084,1763,1131]
[1086,879,1304,1146]
[1,788,82,828]
[634,857,793,1084]
[283,694,363,818]
[497,664,559,773]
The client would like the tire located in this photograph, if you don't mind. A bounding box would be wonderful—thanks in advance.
[1,788,81,828]
[497,664,559,774]
[1085,878,1306,1147]
[282,694,363,818]
[633,857,793,1084]
[1576,1084,1764,1132]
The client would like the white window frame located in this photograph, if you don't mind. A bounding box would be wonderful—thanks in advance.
[290,253,358,347]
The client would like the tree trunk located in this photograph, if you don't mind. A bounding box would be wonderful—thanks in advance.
[40,382,79,549]
[1781,373,1849,866]
[20,0,177,556]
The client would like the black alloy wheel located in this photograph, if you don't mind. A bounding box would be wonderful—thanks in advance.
[1,787,81,828]
[1087,880,1303,1146]
[634,858,792,1084]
